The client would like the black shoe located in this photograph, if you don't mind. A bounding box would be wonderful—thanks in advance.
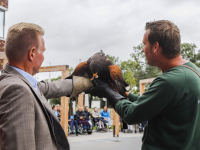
[102,128,107,132]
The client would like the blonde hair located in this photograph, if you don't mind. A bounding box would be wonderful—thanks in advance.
[5,22,44,63]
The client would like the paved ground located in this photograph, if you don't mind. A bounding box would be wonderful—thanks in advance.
[68,130,143,150]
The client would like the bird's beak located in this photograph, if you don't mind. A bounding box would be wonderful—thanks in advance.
[93,73,98,78]
[91,73,98,80]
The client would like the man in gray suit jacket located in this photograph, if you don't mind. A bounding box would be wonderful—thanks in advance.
[0,22,92,150]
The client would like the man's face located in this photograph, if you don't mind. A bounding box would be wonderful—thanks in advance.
[78,107,82,111]
[94,108,97,111]
[142,30,156,66]
[32,35,45,75]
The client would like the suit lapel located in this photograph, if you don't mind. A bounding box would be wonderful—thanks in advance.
[2,64,59,133]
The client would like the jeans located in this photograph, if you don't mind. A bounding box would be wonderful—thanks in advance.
[105,118,111,126]
[88,120,93,129]
[69,120,78,131]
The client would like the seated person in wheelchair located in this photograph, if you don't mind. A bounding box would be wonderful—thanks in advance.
[100,106,112,130]
[68,113,79,134]
[92,107,107,131]
[84,106,93,130]
[76,106,91,131]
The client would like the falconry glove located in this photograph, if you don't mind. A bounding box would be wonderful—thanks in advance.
[86,79,125,108]
[66,76,93,99]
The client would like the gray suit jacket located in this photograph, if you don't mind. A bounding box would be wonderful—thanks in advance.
[0,64,73,150]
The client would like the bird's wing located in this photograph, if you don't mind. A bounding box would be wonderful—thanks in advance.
[72,61,92,78]
[108,65,128,96]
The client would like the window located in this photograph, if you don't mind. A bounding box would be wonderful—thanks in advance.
[0,9,5,38]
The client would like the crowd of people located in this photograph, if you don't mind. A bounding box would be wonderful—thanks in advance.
[52,104,146,135]
[52,105,113,134]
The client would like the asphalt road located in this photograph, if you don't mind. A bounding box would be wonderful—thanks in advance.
[68,131,143,150]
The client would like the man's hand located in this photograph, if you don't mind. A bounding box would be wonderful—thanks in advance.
[104,118,107,121]
[125,92,130,97]
[86,79,125,108]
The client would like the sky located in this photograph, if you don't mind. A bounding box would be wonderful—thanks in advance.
[4,0,200,80]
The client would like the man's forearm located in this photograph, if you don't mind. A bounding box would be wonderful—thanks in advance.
[37,79,73,99]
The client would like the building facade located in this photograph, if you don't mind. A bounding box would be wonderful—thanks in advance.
[0,0,8,69]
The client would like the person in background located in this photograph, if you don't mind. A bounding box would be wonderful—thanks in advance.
[92,107,106,131]
[76,106,90,131]
[127,124,134,132]
[52,105,58,118]
[68,113,79,134]
[56,104,61,121]
[84,106,92,130]
[100,106,111,129]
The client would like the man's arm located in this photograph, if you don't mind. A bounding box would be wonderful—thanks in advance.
[100,111,103,117]
[37,79,73,99]
[37,76,93,100]
[0,84,35,150]
[92,111,96,118]
[76,111,80,119]
[115,77,180,124]
[82,112,86,119]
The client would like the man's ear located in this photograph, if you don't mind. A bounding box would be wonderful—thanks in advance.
[28,47,36,61]
[153,42,160,53]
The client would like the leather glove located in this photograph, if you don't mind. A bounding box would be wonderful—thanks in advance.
[66,76,93,99]
[86,79,125,108]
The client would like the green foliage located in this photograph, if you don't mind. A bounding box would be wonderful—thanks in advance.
[106,54,120,65]
[69,67,74,75]
[120,60,137,93]
[51,76,61,81]
[181,43,200,67]
[49,98,61,105]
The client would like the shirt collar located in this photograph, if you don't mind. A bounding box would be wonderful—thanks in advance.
[10,66,38,87]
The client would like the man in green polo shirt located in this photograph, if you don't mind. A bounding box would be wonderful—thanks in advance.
[87,20,200,150]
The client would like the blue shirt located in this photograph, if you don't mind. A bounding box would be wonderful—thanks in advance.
[11,66,38,93]
[100,110,110,118]
[54,111,58,117]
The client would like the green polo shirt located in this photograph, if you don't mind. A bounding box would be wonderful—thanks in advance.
[115,61,200,150]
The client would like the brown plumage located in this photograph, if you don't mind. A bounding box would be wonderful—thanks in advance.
[72,50,128,96]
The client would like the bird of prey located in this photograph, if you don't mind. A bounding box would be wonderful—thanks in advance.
[72,50,128,97]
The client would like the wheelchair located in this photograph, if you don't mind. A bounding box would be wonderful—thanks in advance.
[68,123,79,136]
[74,115,92,135]
[91,117,108,132]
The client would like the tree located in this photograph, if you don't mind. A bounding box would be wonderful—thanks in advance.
[120,60,137,93]
[106,54,120,66]
[69,67,74,76]
[181,43,200,67]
